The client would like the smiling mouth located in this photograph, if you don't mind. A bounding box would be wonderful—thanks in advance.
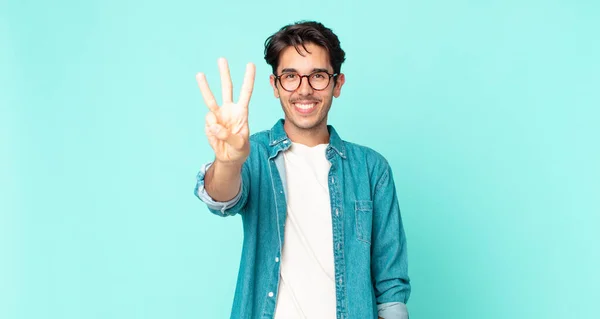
[294,102,317,110]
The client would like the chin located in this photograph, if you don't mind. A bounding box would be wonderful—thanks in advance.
[292,115,326,130]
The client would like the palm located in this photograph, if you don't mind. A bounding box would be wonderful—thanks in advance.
[207,100,249,162]
[196,58,255,164]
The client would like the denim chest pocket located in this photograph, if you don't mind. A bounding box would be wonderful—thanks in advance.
[355,200,373,244]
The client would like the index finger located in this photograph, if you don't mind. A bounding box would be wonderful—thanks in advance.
[218,57,233,104]
[238,63,256,108]
[195,72,219,113]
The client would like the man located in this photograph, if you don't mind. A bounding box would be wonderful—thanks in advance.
[195,21,410,319]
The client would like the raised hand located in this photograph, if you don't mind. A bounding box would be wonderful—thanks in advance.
[196,58,256,165]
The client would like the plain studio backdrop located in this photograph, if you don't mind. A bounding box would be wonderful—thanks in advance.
[1,0,598,318]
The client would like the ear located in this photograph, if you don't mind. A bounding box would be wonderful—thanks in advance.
[269,74,280,98]
[333,73,345,98]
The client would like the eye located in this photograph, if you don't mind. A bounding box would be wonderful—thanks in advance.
[283,73,297,79]
[312,72,326,79]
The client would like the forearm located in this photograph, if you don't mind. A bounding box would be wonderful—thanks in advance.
[204,159,243,202]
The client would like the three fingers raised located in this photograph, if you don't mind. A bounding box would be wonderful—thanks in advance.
[196,58,256,110]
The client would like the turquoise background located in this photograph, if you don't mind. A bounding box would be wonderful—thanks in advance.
[2,0,599,318]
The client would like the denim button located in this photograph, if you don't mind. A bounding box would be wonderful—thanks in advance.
[275,257,279,262]
[268,292,274,297]
[335,208,339,216]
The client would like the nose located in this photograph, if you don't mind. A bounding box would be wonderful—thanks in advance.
[297,75,314,96]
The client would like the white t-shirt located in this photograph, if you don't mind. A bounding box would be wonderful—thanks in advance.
[273,142,336,319]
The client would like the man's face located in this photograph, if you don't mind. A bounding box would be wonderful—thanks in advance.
[269,42,345,133]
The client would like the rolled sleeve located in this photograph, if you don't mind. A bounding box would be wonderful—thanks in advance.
[378,302,409,319]
[194,161,243,215]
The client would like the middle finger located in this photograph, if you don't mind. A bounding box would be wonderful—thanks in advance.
[218,57,233,104]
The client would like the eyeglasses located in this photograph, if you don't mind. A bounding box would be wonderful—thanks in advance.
[275,71,338,92]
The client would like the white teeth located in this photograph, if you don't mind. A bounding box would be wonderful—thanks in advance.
[295,103,316,110]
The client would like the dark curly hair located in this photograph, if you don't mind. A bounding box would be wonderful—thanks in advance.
[264,21,346,75]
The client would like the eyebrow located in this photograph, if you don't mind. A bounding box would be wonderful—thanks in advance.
[280,68,330,74]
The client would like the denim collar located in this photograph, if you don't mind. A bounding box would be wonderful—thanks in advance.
[268,119,347,160]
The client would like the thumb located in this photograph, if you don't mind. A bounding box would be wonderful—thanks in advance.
[210,124,245,149]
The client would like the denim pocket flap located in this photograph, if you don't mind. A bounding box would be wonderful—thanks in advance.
[355,200,373,211]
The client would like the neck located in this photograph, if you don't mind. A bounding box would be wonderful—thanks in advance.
[283,120,330,147]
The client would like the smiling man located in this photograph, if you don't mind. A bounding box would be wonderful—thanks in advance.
[195,21,410,319]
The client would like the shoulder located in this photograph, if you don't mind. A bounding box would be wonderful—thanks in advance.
[248,128,274,152]
[341,140,395,185]
[245,129,272,162]
[249,128,271,143]
[343,140,391,169]
[342,141,400,193]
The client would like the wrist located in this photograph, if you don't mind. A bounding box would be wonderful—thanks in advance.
[213,158,245,169]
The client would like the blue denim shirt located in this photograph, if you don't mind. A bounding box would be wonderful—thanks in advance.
[195,119,410,319]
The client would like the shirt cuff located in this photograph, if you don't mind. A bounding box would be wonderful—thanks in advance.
[194,161,242,215]
[378,302,409,319]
